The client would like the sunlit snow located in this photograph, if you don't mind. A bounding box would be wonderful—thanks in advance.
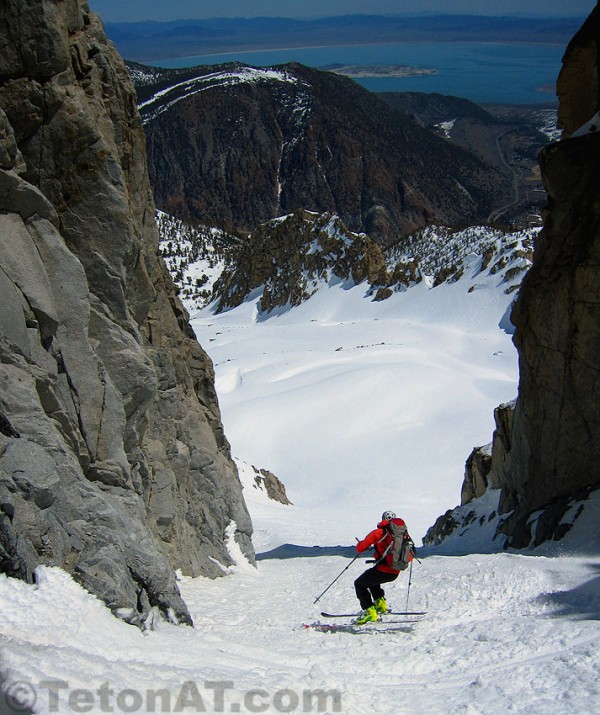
[2,221,600,715]
[190,247,522,544]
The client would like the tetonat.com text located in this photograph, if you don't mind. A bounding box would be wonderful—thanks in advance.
[3,679,343,713]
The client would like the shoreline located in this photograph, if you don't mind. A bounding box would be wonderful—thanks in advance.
[322,63,438,78]
[137,39,562,107]
[143,38,567,67]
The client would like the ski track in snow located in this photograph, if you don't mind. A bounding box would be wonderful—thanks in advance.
[1,552,600,714]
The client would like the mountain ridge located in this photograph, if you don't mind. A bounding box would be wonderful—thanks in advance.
[157,209,535,318]
[134,60,512,244]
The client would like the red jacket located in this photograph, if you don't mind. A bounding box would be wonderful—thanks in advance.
[355,518,407,574]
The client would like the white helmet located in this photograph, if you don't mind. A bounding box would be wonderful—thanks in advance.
[381,510,396,521]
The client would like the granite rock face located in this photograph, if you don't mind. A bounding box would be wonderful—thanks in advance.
[0,0,253,625]
[497,21,600,543]
[425,5,600,550]
[556,5,600,139]
[251,466,293,506]
[501,6,600,543]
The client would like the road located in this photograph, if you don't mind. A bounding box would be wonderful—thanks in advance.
[487,129,522,223]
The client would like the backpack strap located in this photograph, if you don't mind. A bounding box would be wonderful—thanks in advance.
[374,524,394,565]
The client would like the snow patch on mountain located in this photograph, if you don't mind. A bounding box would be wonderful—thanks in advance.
[534,108,562,141]
[425,483,600,557]
[139,66,300,124]
[125,62,165,86]
[157,211,239,310]
[435,117,457,138]
[390,224,534,296]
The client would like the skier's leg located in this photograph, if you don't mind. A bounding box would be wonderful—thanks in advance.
[370,571,398,601]
[354,569,378,610]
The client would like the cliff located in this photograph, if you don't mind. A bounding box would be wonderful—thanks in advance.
[425,4,600,551]
[135,62,510,245]
[0,0,253,626]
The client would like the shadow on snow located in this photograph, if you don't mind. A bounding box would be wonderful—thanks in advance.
[256,544,357,560]
[537,563,600,621]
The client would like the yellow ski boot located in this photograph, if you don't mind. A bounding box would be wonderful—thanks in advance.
[374,597,388,615]
[355,606,378,625]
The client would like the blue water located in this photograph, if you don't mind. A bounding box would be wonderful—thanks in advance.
[150,41,563,105]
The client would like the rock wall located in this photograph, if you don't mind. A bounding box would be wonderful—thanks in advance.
[501,4,600,542]
[0,0,252,626]
[556,4,600,139]
[426,4,600,551]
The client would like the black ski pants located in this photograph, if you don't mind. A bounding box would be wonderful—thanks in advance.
[354,567,398,610]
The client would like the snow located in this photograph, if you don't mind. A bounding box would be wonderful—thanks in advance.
[191,252,522,545]
[2,551,600,713]
[388,224,534,282]
[435,118,457,138]
[127,65,165,87]
[139,67,299,124]
[571,110,600,138]
[2,222,600,714]
[156,211,237,310]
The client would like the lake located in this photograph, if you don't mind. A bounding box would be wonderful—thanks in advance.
[149,41,564,105]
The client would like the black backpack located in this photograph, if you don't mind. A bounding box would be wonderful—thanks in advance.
[378,519,416,571]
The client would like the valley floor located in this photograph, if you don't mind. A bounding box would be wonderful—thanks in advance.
[191,267,521,543]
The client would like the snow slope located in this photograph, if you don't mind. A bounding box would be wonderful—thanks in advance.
[3,222,600,714]
[2,547,600,714]
[190,247,522,546]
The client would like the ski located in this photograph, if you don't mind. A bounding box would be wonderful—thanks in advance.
[320,610,426,618]
[304,619,421,633]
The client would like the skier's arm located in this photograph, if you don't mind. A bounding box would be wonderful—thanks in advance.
[355,528,382,553]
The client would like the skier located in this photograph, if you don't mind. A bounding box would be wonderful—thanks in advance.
[353,510,409,624]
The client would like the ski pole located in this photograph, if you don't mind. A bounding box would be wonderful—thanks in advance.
[313,553,360,605]
[405,558,414,612]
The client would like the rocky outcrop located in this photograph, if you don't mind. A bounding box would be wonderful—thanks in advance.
[501,102,600,539]
[212,211,389,313]
[160,209,533,316]
[0,0,252,626]
[426,5,600,551]
[461,445,492,505]
[135,62,510,245]
[251,466,293,506]
[557,4,600,139]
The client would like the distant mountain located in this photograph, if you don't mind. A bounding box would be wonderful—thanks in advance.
[378,92,556,226]
[133,61,511,245]
[105,15,582,62]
